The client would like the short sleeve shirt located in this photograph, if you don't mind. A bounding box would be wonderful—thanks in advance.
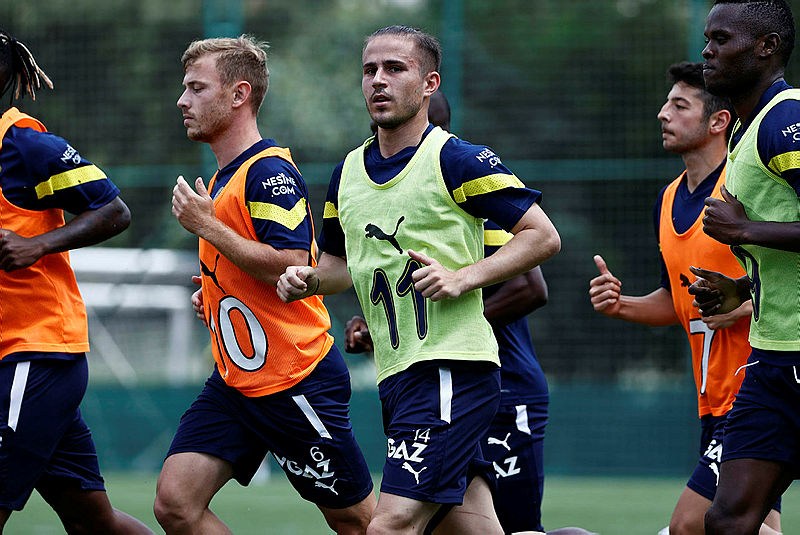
[210,139,313,251]
[319,125,541,256]
[0,125,119,213]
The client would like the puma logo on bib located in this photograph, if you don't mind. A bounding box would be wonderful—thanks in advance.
[365,216,405,254]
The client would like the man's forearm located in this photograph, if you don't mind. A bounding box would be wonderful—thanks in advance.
[313,252,353,295]
[483,268,547,327]
[736,220,800,252]
[613,288,680,326]
[458,223,560,293]
[200,219,307,286]
[36,196,130,255]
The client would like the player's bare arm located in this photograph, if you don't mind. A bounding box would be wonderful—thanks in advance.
[483,266,547,327]
[171,175,306,285]
[0,196,130,272]
[704,184,800,252]
[589,254,680,326]
[688,266,750,317]
[277,251,352,303]
[411,202,560,301]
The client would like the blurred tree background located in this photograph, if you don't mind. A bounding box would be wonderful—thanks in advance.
[4,0,799,384]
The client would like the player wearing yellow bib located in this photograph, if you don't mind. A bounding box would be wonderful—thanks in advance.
[690,1,800,533]
[279,25,560,535]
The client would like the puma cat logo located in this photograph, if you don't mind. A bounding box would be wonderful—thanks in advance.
[314,479,339,495]
[402,461,427,484]
[365,216,405,254]
[487,432,512,452]
[200,254,224,291]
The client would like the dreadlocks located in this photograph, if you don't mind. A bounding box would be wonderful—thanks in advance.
[0,30,52,104]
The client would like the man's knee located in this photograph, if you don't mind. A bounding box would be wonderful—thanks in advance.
[705,502,761,535]
[669,511,704,535]
[59,509,119,535]
[366,509,419,535]
[154,481,200,530]
[326,514,371,535]
[322,499,374,535]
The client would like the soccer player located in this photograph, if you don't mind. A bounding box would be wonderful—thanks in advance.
[154,36,375,534]
[687,1,800,533]
[278,26,560,534]
[589,60,782,535]
[0,31,152,533]
[349,91,592,535]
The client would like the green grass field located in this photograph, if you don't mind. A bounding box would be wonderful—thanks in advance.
[6,472,799,534]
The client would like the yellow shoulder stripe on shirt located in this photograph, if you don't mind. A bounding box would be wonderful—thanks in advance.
[35,165,107,200]
[484,228,513,247]
[323,201,339,219]
[452,173,525,204]
[247,197,307,230]
[768,151,800,176]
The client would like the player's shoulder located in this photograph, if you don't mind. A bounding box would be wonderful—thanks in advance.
[248,153,300,175]
[757,97,800,164]
[442,136,500,162]
[5,125,77,162]
[246,153,304,190]
[441,137,511,179]
[761,98,800,133]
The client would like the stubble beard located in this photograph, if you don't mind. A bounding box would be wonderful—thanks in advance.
[186,110,229,143]
[368,95,423,131]
[665,125,709,155]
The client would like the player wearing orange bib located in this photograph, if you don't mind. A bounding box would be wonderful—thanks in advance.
[0,108,88,358]
[197,144,333,397]
[154,36,375,535]
[589,62,780,535]
[0,31,151,534]
[659,167,751,420]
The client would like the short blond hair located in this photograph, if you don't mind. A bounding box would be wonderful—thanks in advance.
[182,35,269,113]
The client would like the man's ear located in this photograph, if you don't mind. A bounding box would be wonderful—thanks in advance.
[758,32,781,60]
[709,109,731,136]
[423,71,440,97]
[232,81,252,109]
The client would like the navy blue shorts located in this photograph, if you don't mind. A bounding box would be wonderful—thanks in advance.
[0,356,105,510]
[167,346,373,509]
[378,360,500,504]
[685,412,782,512]
[687,414,725,501]
[722,359,800,478]
[482,401,548,533]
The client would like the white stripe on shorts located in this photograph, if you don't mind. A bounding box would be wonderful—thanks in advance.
[8,361,30,432]
[292,394,332,439]
[439,367,452,423]
[515,404,531,435]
